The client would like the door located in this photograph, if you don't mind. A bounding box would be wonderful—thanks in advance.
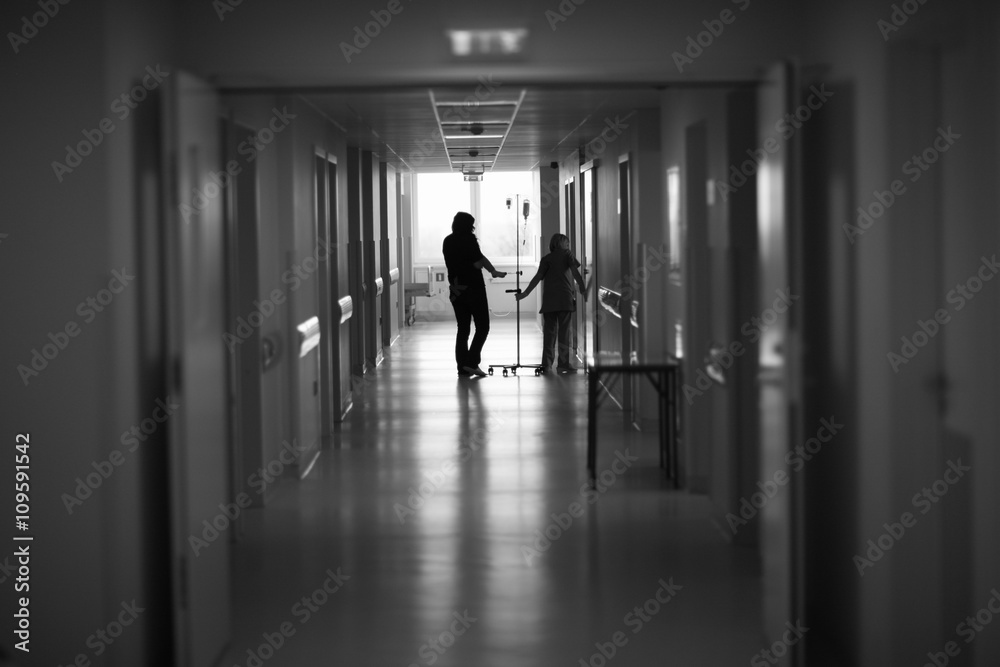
[683,121,714,493]
[316,151,337,438]
[330,159,353,420]
[363,151,381,367]
[756,60,804,662]
[380,162,399,348]
[564,176,579,361]
[347,147,366,378]
[883,43,957,662]
[225,118,263,510]
[163,70,231,666]
[317,153,347,424]
[580,163,597,362]
[618,156,636,414]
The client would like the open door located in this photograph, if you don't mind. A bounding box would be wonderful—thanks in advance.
[163,70,231,667]
[756,60,805,663]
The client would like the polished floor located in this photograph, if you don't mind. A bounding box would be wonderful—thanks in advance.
[222,317,764,666]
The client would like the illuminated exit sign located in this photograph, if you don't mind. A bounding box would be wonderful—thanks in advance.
[446,29,529,58]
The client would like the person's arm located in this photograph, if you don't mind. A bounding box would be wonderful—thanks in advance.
[571,265,587,299]
[474,256,506,278]
[515,267,544,301]
[569,253,587,300]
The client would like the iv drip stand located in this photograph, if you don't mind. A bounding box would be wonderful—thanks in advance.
[488,195,544,377]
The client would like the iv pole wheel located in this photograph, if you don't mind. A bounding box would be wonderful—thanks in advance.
[503,369,508,377]
[488,367,494,376]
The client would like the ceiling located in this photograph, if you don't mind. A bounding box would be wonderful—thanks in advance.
[301,86,664,174]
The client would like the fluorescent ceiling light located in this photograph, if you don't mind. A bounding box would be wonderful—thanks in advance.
[446,28,528,57]
[435,100,518,107]
[444,134,504,140]
[440,120,510,126]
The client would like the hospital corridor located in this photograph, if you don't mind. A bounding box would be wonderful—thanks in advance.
[2,1,1000,665]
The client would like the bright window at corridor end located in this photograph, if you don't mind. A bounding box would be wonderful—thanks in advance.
[414,171,537,265]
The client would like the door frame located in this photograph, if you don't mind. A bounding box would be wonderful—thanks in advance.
[618,153,636,417]
[162,70,232,667]
[756,59,806,664]
[580,159,598,363]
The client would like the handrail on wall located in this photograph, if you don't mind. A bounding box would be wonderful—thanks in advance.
[297,316,321,358]
[337,295,353,324]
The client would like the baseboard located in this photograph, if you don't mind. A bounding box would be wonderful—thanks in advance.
[296,448,321,478]
[336,394,354,423]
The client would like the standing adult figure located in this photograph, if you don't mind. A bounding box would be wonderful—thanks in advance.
[515,233,587,373]
[442,211,506,377]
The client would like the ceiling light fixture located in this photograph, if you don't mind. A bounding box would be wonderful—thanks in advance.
[444,134,504,140]
[434,100,518,108]
[430,88,525,175]
[440,120,510,126]
[446,28,528,58]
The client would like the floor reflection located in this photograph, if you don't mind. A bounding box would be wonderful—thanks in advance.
[224,318,764,666]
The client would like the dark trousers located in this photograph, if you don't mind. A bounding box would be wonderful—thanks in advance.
[451,289,490,371]
[542,310,575,369]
